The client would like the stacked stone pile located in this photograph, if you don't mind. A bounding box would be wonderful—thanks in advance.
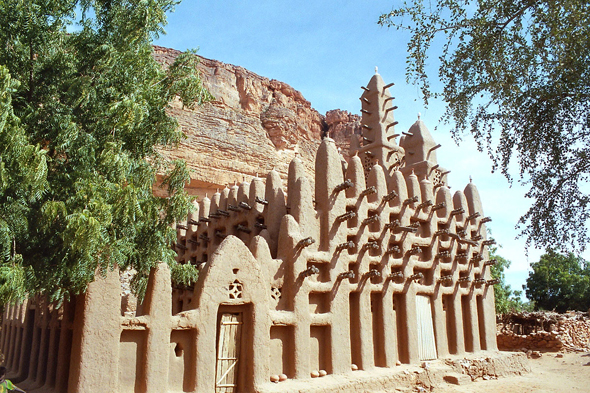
[497,330,564,351]
[497,311,590,352]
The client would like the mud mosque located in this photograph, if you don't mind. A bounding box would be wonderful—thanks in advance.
[1,71,499,392]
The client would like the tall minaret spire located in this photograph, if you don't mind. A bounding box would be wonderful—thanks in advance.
[350,70,405,179]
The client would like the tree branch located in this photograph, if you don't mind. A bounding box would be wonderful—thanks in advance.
[497,1,537,31]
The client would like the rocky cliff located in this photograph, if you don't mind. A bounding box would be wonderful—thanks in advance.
[153,46,359,197]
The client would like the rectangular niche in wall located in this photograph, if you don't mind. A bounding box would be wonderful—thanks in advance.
[19,309,35,379]
[461,295,474,352]
[306,261,330,282]
[367,210,380,232]
[415,220,431,239]
[169,329,196,392]
[369,264,383,284]
[172,289,183,316]
[349,292,362,369]
[310,325,332,374]
[371,293,386,367]
[443,294,457,354]
[309,292,330,314]
[413,268,433,286]
[270,325,295,378]
[346,206,358,228]
[477,295,487,351]
[394,293,409,364]
[37,324,52,386]
[346,235,358,255]
[119,329,147,393]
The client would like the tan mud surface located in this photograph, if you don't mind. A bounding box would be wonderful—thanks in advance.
[434,351,590,393]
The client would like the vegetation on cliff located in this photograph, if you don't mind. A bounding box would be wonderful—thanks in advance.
[0,0,211,303]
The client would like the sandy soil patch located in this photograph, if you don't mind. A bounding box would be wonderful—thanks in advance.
[434,351,590,393]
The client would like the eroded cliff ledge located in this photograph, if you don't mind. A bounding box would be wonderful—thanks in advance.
[153,46,359,197]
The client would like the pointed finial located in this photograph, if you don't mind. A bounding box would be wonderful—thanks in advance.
[375,66,379,74]
[216,188,219,193]
[234,180,237,186]
[256,172,259,178]
[469,175,473,183]
[418,112,421,120]
[205,193,208,198]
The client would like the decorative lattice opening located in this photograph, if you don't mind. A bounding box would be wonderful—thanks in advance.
[228,280,243,299]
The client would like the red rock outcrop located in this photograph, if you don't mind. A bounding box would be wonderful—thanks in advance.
[154,46,344,197]
[325,109,361,156]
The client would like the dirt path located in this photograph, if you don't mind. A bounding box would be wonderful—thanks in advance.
[434,351,590,393]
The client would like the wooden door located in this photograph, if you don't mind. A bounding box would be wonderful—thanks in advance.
[215,313,243,392]
[416,295,438,361]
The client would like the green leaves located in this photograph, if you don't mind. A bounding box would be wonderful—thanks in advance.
[489,245,532,314]
[0,64,49,304]
[380,1,590,251]
[524,249,590,312]
[166,48,214,108]
[0,0,209,302]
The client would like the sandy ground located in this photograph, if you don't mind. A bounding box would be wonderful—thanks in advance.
[434,351,590,393]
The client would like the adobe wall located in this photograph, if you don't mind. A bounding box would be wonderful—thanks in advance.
[0,71,501,393]
[1,298,75,392]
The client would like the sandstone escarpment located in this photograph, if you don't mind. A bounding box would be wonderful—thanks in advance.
[325,109,361,155]
[154,46,361,197]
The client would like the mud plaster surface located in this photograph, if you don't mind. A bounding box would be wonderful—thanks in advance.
[260,352,530,393]
[434,351,590,393]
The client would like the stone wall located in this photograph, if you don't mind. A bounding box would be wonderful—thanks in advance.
[497,311,590,352]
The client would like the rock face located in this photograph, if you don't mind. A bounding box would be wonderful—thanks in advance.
[325,109,361,155]
[154,46,359,197]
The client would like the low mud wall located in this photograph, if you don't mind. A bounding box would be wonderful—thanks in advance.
[260,352,530,393]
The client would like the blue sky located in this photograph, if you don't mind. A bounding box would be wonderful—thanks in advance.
[154,1,569,297]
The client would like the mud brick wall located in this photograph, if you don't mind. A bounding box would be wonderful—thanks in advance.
[1,71,501,393]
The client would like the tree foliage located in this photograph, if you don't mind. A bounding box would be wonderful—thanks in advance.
[0,0,212,303]
[488,246,531,314]
[524,249,590,312]
[0,65,48,303]
[379,1,590,251]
